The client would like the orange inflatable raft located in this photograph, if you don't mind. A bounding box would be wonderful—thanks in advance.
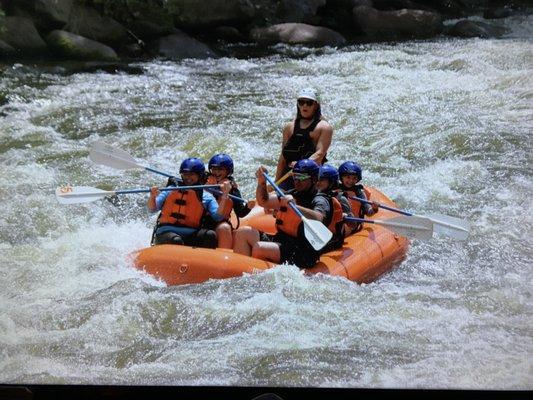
[131,187,409,285]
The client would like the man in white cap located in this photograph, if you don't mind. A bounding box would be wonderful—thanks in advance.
[275,87,333,190]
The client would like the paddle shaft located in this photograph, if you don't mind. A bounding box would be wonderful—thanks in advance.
[276,170,292,185]
[116,184,221,195]
[145,166,174,178]
[137,170,246,203]
[263,173,304,218]
[345,216,416,228]
[349,195,468,233]
[349,195,410,216]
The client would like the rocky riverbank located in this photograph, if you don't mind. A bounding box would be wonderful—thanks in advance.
[0,0,531,67]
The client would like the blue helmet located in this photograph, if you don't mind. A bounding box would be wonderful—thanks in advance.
[208,153,234,175]
[338,161,362,181]
[293,159,320,177]
[179,157,205,175]
[319,164,339,183]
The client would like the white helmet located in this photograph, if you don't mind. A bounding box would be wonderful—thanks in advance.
[297,87,318,102]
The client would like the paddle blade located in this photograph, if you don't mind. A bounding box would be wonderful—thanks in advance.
[89,140,142,170]
[302,217,333,251]
[425,213,470,241]
[377,215,434,240]
[55,186,112,204]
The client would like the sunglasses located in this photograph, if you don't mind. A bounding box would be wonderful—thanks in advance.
[297,99,315,107]
[292,173,311,182]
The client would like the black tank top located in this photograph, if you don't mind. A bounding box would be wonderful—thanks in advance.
[282,118,323,163]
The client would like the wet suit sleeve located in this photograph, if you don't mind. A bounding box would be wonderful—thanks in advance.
[355,186,373,215]
[202,191,225,223]
[231,187,251,218]
[311,195,331,220]
[154,190,170,211]
[339,195,353,216]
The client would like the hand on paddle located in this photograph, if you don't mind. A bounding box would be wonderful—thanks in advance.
[148,186,159,212]
[255,165,268,185]
[279,194,294,209]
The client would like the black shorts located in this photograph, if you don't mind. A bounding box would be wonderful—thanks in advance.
[272,232,320,269]
[154,229,217,249]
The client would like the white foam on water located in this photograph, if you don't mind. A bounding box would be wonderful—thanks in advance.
[1,22,531,388]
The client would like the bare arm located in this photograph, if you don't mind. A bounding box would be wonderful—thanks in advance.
[275,122,294,181]
[295,204,324,222]
[255,166,283,209]
[309,121,333,164]
[147,186,159,213]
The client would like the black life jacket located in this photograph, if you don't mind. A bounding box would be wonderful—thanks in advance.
[282,117,323,163]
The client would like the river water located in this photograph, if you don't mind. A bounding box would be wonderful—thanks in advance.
[0,16,531,389]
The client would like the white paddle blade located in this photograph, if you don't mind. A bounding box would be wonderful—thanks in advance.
[377,215,434,240]
[55,186,113,204]
[302,217,333,251]
[89,140,142,170]
[425,213,470,241]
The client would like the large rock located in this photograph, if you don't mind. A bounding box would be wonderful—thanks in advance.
[353,5,443,40]
[250,23,346,47]
[95,0,176,40]
[0,6,5,34]
[446,20,508,38]
[148,32,216,60]
[0,16,48,55]
[164,0,326,28]
[0,38,15,56]
[315,0,368,34]
[46,30,119,61]
[63,5,130,47]
[34,0,73,30]
[268,0,327,24]
[2,0,73,31]
[164,0,255,28]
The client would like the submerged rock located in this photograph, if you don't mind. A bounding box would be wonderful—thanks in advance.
[353,5,444,40]
[447,19,508,38]
[50,61,144,75]
[250,23,346,47]
[148,32,216,60]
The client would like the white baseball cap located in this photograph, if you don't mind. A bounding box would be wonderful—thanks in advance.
[297,88,318,102]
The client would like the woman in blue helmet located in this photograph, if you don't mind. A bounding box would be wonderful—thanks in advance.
[147,157,231,248]
[317,164,354,247]
[275,88,333,191]
[338,161,378,234]
[204,153,256,248]
[233,159,333,269]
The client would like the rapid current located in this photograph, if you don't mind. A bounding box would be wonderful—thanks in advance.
[0,15,531,389]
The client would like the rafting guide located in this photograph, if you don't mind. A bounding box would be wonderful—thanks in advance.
[275,88,333,190]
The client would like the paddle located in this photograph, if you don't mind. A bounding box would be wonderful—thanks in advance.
[349,196,470,241]
[276,170,292,185]
[89,140,174,177]
[263,172,332,251]
[55,184,222,205]
[89,140,247,204]
[344,216,433,240]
